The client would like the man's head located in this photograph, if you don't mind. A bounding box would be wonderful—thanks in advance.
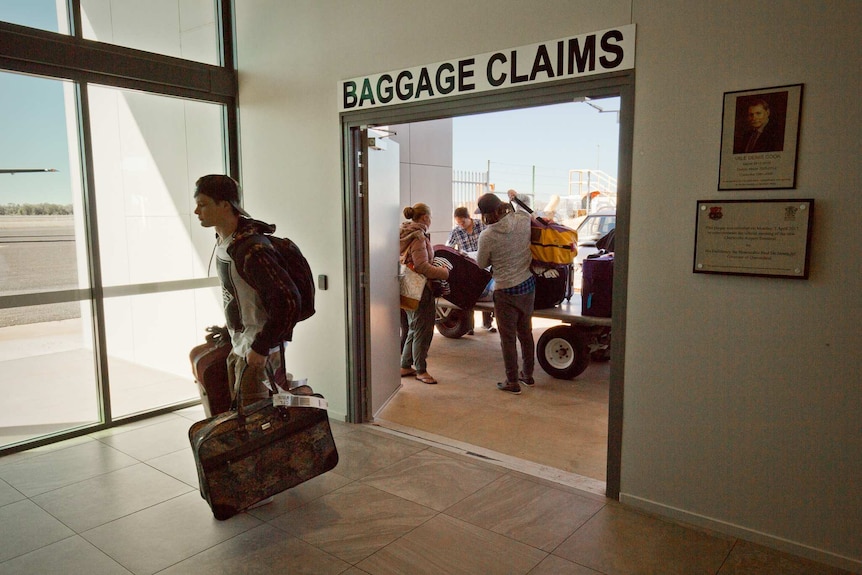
[746,99,770,130]
[453,206,472,229]
[476,193,508,225]
[194,175,249,217]
[193,174,248,230]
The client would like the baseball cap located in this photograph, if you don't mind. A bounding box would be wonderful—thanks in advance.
[194,174,250,217]
[475,193,503,215]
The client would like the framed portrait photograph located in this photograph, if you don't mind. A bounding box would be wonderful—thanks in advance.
[718,84,803,190]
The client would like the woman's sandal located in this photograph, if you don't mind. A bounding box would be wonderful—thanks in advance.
[415,373,438,384]
[400,368,417,377]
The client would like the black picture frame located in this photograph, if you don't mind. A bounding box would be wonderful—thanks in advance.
[718,84,803,190]
[693,199,813,279]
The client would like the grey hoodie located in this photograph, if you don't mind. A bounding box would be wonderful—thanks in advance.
[475,211,532,290]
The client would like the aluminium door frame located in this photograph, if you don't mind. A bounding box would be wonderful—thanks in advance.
[340,70,633,499]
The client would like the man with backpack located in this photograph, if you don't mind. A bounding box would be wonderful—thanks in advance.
[193,174,312,408]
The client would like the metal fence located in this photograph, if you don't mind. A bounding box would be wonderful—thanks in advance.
[452,170,492,215]
[453,164,616,219]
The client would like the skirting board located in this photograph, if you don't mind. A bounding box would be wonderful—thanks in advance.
[620,493,861,573]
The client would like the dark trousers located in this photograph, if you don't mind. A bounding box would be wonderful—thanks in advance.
[401,286,435,373]
[493,289,535,384]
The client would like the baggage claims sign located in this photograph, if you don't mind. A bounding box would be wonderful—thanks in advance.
[339,25,635,112]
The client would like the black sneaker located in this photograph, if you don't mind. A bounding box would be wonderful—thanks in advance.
[518,373,535,387]
[496,381,521,394]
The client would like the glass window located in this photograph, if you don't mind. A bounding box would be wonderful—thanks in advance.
[81,0,219,66]
[0,0,69,34]
[104,288,222,418]
[0,302,100,448]
[0,71,94,451]
[88,84,226,416]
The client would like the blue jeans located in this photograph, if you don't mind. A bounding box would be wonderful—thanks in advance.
[493,289,535,384]
[401,285,435,373]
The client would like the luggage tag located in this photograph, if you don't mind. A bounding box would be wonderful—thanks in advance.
[272,378,328,410]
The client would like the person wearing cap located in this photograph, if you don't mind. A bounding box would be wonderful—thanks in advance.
[446,206,495,333]
[475,192,536,394]
[193,174,301,408]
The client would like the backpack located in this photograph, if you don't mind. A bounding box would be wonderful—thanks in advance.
[266,235,316,323]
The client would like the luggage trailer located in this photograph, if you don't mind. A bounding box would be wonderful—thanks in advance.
[434,298,612,379]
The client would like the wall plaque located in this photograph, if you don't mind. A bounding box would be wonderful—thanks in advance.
[694,199,813,278]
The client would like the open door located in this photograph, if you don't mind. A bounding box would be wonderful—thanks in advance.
[365,129,402,416]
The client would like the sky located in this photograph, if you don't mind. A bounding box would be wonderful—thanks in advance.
[452,99,620,204]
[0,0,72,206]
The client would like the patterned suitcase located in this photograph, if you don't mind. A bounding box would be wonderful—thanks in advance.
[433,245,492,310]
[189,389,338,520]
[189,326,232,417]
[581,253,613,317]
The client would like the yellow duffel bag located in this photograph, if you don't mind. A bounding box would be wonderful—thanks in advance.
[530,219,578,265]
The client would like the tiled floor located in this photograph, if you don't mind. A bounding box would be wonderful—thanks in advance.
[0,407,852,575]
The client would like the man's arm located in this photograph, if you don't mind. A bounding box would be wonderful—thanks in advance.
[476,230,491,269]
[239,241,301,353]
[446,227,459,248]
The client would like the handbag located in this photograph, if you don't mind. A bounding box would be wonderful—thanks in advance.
[399,254,426,310]
[189,344,338,520]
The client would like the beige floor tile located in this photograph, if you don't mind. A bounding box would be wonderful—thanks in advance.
[356,513,547,575]
[245,470,353,521]
[0,479,24,507]
[361,449,504,511]
[329,428,426,480]
[81,491,261,575]
[446,474,604,551]
[554,505,735,575]
[718,540,856,575]
[158,524,349,575]
[0,536,129,575]
[269,482,436,564]
[31,462,193,532]
[95,416,194,461]
[0,499,74,562]
[0,440,138,497]
[145,446,201,488]
[529,554,605,574]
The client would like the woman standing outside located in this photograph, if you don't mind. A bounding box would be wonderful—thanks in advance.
[399,203,449,384]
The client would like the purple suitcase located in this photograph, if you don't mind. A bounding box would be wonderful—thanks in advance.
[581,253,613,317]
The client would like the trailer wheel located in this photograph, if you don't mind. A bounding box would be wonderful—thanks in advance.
[537,325,590,379]
[435,306,472,339]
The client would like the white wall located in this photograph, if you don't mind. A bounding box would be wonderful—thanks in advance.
[391,119,454,247]
[234,1,861,569]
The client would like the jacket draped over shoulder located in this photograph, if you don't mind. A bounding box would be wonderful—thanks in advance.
[227,217,302,353]
[399,221,449,281]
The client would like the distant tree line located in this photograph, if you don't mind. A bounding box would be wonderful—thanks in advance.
[0,203,73,215]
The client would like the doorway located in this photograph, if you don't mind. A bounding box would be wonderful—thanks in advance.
[343,75,632,498]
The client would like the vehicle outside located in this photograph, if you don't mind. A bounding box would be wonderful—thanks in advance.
[571,208,616,276]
